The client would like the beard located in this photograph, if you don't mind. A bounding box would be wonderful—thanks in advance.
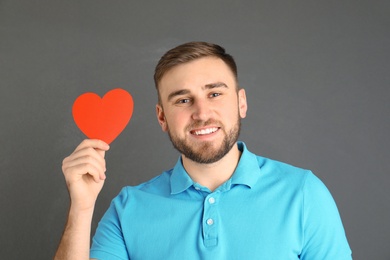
[167,117,241,164]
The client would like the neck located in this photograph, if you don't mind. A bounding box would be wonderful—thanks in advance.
[182,143,241,191]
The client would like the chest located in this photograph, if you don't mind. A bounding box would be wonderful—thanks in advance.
[121,188,303,259]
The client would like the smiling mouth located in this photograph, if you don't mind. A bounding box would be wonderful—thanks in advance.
[191,127,219,136]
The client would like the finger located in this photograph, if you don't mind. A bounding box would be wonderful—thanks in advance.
[63,154,106,174]
[96,149,106,158]
[62,148,107,177]
[64,163,105,183]
[64,146,106,168]
[74,139,110,154]
[63,139,109,166]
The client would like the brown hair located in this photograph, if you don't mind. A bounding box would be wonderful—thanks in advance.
[154,42,238,102]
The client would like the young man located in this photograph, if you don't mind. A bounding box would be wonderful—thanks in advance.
[55,42,352,259]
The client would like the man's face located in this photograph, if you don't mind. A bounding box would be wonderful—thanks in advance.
[156,57,247,164]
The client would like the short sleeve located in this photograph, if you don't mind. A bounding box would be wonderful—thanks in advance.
[300,172,352,259]
[90,188,130,260]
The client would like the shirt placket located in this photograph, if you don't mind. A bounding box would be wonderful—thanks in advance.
[202,192,220,247]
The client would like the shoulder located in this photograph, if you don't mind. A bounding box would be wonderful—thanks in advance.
[239,142,312,189]
[256,155,312,186]
[112,169,174,204]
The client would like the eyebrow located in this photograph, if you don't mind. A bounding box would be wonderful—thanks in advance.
[167,89,191,102]
[204,82,229,90]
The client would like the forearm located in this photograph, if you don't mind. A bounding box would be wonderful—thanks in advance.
[54,207,94,260]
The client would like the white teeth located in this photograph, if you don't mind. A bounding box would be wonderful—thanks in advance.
[194,128,218,135]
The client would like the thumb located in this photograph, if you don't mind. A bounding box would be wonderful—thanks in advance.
[97,149,106,158]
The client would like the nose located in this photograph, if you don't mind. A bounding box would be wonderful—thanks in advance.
[191,98,212,121]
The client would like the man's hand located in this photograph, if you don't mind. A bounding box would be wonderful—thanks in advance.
[55,139,109,260]
[62,139,110,212]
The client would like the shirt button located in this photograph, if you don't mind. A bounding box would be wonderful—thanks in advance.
[208,197,216,204]
[194,186,200,190]
[206,218,214,225]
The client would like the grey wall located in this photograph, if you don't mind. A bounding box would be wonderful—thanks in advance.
[1,1,389,259]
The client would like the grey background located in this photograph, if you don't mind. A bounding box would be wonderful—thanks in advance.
[1,1,389,259]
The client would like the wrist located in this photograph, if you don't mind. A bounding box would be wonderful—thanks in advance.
[68,204,95,218]
[64,206,94,238]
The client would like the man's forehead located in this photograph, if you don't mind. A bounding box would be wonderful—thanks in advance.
[164,57,231,77]
[160,59,234,85]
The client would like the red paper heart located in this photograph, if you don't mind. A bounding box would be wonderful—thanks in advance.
[72,88,134,144]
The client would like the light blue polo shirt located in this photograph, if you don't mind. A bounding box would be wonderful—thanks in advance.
[91,142,352,259]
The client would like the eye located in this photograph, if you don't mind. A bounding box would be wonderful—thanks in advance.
[210,93,221,98]
[175,98,191,104]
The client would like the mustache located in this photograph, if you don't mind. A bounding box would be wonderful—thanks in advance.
[185,119,222,131]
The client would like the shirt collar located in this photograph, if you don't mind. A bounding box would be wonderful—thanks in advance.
[170,157,194,195]
[170,141,262,194]
[230,142,261,189]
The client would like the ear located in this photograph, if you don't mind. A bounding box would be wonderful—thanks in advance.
[156,104,168,132]
[238,88,248,118]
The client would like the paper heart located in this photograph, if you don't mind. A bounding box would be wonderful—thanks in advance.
[72,88,134,144]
